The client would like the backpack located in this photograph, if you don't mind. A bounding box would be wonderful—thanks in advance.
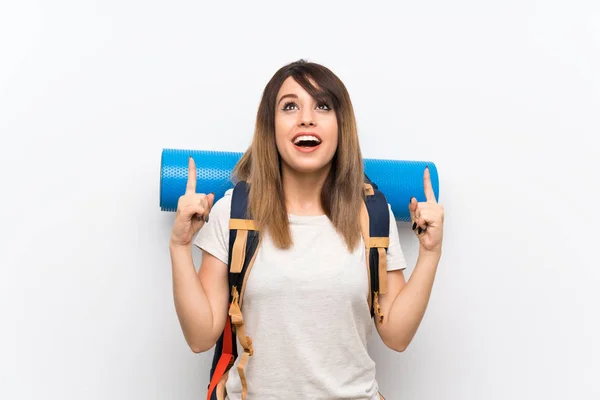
[206,176,391,400]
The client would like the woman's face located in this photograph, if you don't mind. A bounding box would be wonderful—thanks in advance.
[274,76,338,175]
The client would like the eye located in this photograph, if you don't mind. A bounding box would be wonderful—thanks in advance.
[282,101,298,111]
[316,102,331,111]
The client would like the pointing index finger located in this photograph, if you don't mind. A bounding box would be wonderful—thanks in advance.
[423,166,436,203]
[186,156,197,194]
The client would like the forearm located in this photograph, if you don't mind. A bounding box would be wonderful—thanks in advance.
[385,248,441,350]
[170,242,214,352]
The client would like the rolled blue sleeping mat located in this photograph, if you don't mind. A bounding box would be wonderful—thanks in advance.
[160,148,439,222]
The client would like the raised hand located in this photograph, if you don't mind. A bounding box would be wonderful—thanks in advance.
[409,166,444,254]
[170,156,215,248]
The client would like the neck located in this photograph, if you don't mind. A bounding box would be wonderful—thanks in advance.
[281,163,331,216]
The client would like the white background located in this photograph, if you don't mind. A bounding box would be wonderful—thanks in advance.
[1,1,599,399]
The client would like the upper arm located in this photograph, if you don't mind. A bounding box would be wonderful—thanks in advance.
[197,250,230,344]
[375,205,409,337]
[192,192,233,345]
[374,269,407,346]
[375,269,406,326]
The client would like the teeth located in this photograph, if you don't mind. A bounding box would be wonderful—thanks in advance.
[293,135,321,145]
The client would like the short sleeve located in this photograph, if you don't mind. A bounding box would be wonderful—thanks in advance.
[386,204,408,271]
[192,189,233,265]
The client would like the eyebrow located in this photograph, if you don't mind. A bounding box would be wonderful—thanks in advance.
[277,91,331,106]
[277,93,298,105]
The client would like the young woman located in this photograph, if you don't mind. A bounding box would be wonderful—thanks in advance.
[169,60,444,400]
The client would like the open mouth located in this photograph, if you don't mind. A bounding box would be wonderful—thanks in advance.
[293,134,322,148]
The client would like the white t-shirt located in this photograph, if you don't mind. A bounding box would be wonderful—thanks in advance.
[194,189,407,400]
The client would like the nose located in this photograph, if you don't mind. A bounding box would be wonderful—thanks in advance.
[298,108,316,127]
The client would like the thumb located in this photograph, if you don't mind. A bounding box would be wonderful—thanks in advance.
[203,192,215,222]
[408,197,419,231]
[408,197,417,221]
[207,192,215,210]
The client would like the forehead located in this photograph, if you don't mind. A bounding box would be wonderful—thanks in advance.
[277,76,319,99]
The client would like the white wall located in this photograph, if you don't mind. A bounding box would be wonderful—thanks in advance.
[1,1,599,399]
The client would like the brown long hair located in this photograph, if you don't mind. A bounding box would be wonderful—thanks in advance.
[232,59,365,251]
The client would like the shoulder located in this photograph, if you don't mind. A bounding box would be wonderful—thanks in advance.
[385,202,408,271]
[387,203,395,218]
[210,188,233,220]
[193,189,234,264]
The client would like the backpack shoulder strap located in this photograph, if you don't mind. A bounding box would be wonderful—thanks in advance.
[361,174,390,324]
[228,181,261,296]
[207,181,260,400]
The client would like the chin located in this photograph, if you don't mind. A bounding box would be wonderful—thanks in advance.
[280,155,332,175]
[291,163,329,174]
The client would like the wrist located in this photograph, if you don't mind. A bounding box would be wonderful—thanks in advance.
[169,238,192,252]
[418,246,442,261]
